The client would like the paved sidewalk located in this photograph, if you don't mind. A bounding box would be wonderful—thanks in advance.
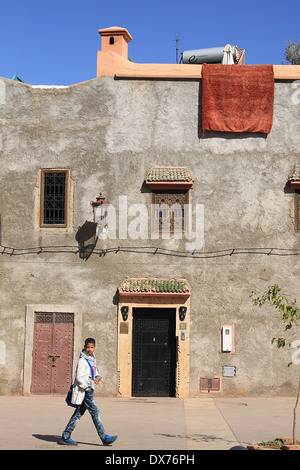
[0,395,298,450]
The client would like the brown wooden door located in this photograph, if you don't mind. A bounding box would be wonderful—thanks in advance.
[31,312,74,395]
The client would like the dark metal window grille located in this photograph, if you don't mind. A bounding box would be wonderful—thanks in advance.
[35,312,74,324]
[35,313,53,323]
[43,172,66,225]
[152,191,188,234]
[55,313,74,324]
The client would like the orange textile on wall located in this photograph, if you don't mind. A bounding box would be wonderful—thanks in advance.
[201,64,274,134]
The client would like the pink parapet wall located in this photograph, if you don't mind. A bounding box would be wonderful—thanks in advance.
[97,50,204,79]
[97,26,300,80]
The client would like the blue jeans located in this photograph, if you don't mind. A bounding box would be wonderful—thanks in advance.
[62,389,106,442]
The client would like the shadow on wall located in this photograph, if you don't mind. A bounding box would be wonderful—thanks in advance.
[75,220,98,261]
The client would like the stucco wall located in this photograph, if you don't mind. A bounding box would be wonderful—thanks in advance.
[0,76,299,396]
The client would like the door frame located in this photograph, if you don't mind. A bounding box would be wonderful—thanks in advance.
[23,304,82,395]
[117,296,190,398]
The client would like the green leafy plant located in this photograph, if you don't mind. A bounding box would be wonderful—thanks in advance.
[258,439,283,449]
[250,284,300,445]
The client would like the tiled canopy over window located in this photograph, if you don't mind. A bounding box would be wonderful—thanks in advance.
[145,167,194,189]
[288,167,300,189]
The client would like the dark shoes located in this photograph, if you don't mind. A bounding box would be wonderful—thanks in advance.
[58,434,118,446]
[103,435,118,446]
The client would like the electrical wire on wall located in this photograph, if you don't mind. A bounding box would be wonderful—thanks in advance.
[1,244,300,259]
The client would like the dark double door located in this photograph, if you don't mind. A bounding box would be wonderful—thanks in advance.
[132,308,176,397]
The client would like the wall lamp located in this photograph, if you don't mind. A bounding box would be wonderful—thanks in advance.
[179,306,187,321]
[121,306,129,321]
[91,192,110,235]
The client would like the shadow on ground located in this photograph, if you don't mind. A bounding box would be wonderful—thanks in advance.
[32,434,102,447]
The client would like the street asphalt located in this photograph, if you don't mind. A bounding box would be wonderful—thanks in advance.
[0,395,299,451]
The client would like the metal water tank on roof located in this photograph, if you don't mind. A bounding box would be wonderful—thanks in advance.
[182,46,236,64]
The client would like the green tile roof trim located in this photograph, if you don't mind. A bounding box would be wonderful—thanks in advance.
[119,278,190,294]
[288,167,300,181]
[146,167,193,182]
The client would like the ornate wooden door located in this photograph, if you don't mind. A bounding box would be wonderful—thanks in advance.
[31,312,74,394]
[132,308,176,397]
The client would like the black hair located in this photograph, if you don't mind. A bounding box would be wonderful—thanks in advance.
[84,338,96,346]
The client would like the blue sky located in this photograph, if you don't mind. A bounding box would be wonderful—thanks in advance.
[0,0,299,85]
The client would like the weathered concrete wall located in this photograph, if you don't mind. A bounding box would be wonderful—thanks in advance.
[0,76,299,396]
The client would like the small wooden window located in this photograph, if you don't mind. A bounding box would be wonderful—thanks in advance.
[152,190,188,234]
[295,192,300,233]
[109,37,114,45]
[40,169,69,227]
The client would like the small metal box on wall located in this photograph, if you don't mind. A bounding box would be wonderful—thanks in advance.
[200,377,221,392]
[221,325,234,353]
[222,366,236,377]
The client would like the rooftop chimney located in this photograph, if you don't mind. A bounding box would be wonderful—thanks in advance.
[98,26,132,60]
